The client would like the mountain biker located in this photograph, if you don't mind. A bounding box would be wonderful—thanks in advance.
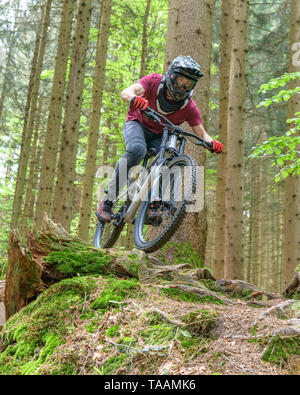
[97,55,224,223]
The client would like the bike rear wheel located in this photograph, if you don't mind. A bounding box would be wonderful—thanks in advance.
[133,155,198,253]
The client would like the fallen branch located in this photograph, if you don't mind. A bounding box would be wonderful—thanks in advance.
[151,307,185,327]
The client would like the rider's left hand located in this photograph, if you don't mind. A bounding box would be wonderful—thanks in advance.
[212,140,224,154]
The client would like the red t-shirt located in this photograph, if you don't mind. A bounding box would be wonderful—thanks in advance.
[126,73,202,135]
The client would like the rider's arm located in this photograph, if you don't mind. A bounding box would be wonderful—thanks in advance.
[192,124,213,143]
[120,83,145,103]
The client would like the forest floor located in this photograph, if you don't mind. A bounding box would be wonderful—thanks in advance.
[1,234,299,375]
[110,289,292,375]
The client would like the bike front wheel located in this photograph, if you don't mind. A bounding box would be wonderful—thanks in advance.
[93,191,129,249]
[133,155,198,253]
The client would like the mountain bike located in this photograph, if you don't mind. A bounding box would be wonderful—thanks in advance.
[93,107,214,253]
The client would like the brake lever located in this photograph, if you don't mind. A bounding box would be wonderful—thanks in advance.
[141,109,161,123]
[195,140,214,153]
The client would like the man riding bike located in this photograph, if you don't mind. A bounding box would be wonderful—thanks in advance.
[97,55,224,223]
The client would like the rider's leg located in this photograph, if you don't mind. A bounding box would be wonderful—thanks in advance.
[97,121,148,222]
[106,121,148,200]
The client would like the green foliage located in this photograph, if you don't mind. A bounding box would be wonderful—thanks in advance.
[251,72,300,180]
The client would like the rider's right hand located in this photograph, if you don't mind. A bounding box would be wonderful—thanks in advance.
[131,96,149,111]
[212,140,224,154]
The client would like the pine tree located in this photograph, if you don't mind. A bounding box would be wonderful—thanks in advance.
[11,0,52,230]
[213,0,234,279]
[78,0,112,240]
[224,0,249,280]
[283,0,300,287]
[164,0,214,262]
[53,0,92,232]
[35,0,76,229]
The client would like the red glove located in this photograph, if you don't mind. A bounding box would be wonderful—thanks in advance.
[212,140,224,154]
[131,96,149,111]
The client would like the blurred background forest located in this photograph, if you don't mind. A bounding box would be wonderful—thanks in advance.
[0,0,299,294]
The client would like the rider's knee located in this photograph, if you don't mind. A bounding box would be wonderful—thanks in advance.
[126,143,147,166]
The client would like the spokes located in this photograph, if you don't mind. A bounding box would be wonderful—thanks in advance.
[140,162,188,243]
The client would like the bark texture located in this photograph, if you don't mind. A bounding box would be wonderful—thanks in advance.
[224,0,249,280]
[53,0,92,231]
[213,0,234,279]
[11,0,52,229]
[283,0,300,287]
[78,0,112,240]
[164,0,214,262]
[35,0,76,229]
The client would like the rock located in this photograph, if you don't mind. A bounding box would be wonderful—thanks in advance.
[286,319,300,328]
[272,327,300,337]
[215,279,280,300]
[258,300,299,320]
[215,279,258,295]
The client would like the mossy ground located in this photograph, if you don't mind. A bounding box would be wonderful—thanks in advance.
[43,242,112,276]
[261,336,300,364]
[0,275,140,375]
[0,245,295,375]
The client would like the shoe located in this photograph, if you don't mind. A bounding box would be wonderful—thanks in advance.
[96,199,113,223]
[145,202,162,226]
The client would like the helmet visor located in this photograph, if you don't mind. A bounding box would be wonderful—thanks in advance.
[173,74,197,92]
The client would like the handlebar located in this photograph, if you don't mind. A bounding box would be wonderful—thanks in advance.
[141,107,214,152]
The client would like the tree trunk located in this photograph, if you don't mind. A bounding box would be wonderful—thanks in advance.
[283,0,300,288]
[213,0,234,279]
[224,0,249,280]
[140,0,151,77]
[35,0,76,229]
[78,0,112,241]
[21,98,43,229]
[53,0,92,232]
[11,0,52,230]
[164,0,214,263]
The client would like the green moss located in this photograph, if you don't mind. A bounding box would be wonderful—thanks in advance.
[43,244,112,276]
[90,278,140,312]
[161,287,203,302]
[155,241,203,268]
[0,276,97,375]
[106,325,120,337]
[141,323,176,345]
[181,309,218,336]
[262,335,300,364]
[161,287,224,305]
[100,354,128,374]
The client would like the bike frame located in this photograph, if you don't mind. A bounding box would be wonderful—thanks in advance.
[112,107,213,225]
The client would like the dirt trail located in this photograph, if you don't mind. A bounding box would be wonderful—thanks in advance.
[138,293,292,375]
